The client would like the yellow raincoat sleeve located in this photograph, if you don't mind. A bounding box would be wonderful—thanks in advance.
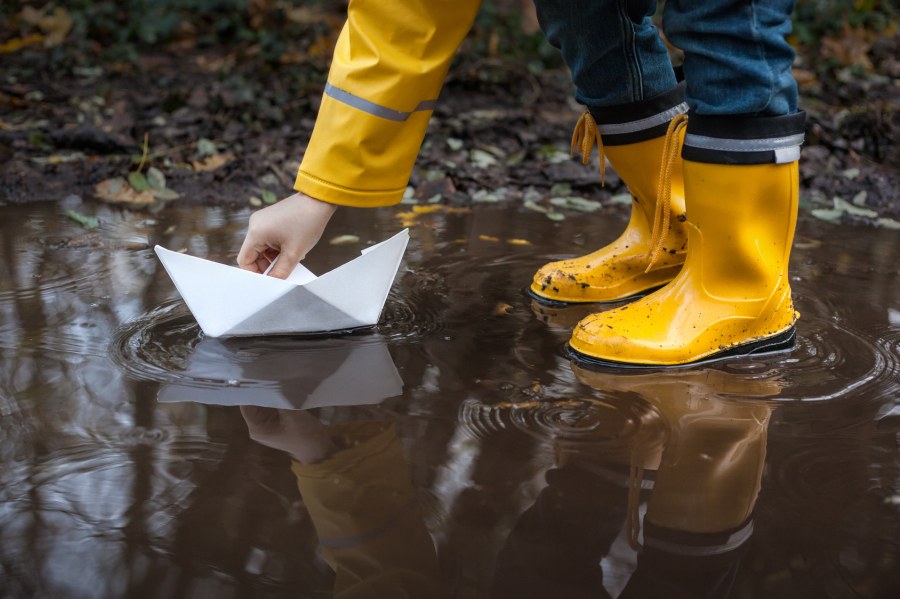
[294,0,482,207]
[291,422,447,598]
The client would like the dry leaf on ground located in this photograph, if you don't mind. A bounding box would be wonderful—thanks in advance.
[191,153,234,171]
[95,177,156,206]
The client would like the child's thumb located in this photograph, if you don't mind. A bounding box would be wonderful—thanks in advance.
[267,246,303,279]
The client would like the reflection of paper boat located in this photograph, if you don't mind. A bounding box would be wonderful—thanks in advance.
[157,334,402,410]
[154,229,409,337]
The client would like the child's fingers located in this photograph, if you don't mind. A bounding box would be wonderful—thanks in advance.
[266,245,303,279]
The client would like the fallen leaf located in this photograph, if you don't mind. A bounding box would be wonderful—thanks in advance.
[507,239,532,246]
[330,235,360,245]
[67,210,99,228]
[820,24,875,70]
[609,193,633,205]
[191,153,234,171]
[523,199,548,214]
[833,195,877,218]
[470,149,498,168]
[30,152,85,165]
[249,196,263,207]
[472,189,504,203]
[20,6,72,47]
[128,171,151,192]
[546,212,566,222]
[876,218,900,230]
[479,234,499,242]
[549,196,602,213]
[146,167,166,190]
[151,188,180,201]
[95,177,155,206]
[412,205,443,215]
[196,138,217,157]
[0,33,44,54]
[492,303,514,316]
[261,190,278,205]
[283,6,330,25]
[447,138,464,151]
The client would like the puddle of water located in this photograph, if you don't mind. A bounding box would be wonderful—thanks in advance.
[1,201,899,598]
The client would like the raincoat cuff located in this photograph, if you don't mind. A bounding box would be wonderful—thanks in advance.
[294,170,405,208]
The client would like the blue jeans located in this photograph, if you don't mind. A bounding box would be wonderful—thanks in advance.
[532,0,798,116]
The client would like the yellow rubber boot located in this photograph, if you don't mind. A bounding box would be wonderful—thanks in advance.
[530,135,688,304]
[568,112,805,366]
[529,86,690,305]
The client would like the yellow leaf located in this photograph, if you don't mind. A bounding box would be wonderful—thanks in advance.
[0,33,44,54]
[412,205,443,214]
[506,238,532,246]
[191,153,234,171]
[478,234,499,242]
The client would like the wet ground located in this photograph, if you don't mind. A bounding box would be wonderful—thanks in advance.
[1,200,899,598]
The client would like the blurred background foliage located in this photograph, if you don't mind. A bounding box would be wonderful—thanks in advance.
[1,0,894,70]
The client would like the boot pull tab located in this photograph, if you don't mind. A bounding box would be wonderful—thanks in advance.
[647,114,688,273]
[571,111,607,187]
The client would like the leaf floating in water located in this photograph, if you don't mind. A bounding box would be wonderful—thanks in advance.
[67,210,99,229]
[546,211,566,222]
[329,234,360,245]
[478,234,499,242]
[507,238,532,246]
[492,303,514,316]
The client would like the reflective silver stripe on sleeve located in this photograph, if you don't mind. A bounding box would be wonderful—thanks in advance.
[597,102,689,135]
[324,83,437,122]
[684,133,805,153]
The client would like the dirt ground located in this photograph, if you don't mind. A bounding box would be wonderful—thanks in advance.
[1,12,898,227]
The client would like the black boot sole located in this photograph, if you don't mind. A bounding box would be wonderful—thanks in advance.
[525,285,667,308]
[566,326,797,370]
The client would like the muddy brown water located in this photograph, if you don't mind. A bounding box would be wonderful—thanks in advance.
[1,201,899,599]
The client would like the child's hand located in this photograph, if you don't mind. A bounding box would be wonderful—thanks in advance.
[241,406,337,464]
[237,192,337,279]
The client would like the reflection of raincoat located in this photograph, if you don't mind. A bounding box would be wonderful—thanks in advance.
[295,0,482,207]
[292,422,446,598]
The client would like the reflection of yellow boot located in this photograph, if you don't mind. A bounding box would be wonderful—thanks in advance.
[571,366,780,542]
[530,87,689,305]
[569,113,806,367]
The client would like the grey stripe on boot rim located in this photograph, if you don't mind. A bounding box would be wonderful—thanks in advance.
[684,133,805,164]
[644,520,755,557]
[324,83,437,122]
[598,102,689,136]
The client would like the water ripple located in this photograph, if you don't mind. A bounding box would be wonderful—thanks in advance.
[459,395,667,459]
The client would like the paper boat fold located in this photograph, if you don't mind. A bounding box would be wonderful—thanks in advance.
[155,229,409,337]
[157,334,403,410]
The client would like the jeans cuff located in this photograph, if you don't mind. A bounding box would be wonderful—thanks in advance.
[587,82,687,146]
[683,112,807,165]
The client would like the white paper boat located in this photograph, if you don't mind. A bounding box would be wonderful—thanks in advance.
[157,334,402,410]
[154,229,409,337]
